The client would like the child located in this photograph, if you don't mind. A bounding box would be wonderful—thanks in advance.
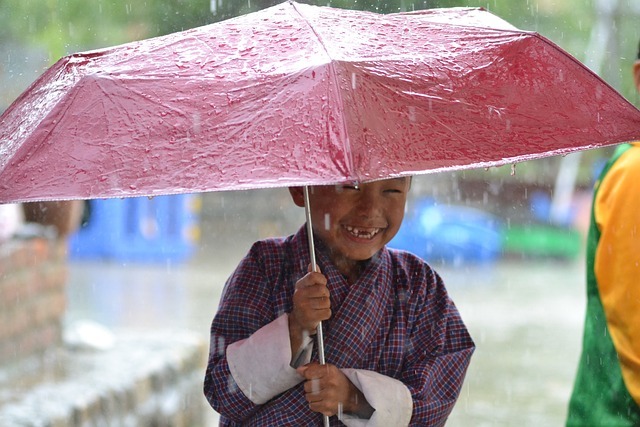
[204,177,474,426]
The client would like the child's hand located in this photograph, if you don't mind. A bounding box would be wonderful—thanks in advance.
[289,267,331,336]
[296,363,373,418]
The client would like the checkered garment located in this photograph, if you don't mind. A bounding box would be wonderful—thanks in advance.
[204,225,474,426]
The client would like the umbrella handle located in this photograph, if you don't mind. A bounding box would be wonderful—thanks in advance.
[303,186,330,427]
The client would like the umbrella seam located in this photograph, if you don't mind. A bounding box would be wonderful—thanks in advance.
[289,1,357,183]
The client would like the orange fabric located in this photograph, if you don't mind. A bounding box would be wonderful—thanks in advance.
[594,142,640,406]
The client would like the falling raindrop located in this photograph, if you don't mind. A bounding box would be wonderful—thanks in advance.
[510,163,517,176]
[408,106,416,122]
[227,375,239,394]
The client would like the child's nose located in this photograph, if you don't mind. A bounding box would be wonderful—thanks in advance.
[354,190,380,215]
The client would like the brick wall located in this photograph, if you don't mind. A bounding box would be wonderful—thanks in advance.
[0,238,67,368]
[0,238,208,426]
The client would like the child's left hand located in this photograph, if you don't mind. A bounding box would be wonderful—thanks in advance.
[296,362,372,418]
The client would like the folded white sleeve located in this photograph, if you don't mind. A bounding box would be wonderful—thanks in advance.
[339,368,413,427]
[226,313,311,404]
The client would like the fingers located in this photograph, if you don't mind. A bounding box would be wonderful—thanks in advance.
[297,363,350,417]
[298,362,329,381]
[291,271,331,333]
[294,271,328,293]
[300,365,331,414]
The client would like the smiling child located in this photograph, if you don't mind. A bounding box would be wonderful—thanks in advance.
[204,177,474,426]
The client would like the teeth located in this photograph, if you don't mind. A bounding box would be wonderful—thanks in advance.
[344,225,381,239]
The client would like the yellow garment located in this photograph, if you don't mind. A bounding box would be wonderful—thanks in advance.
[594,142,640,406]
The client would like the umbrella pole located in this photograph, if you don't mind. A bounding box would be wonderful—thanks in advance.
[303,186,331,427]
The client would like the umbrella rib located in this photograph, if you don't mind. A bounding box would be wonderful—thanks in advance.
[289,1,356,182]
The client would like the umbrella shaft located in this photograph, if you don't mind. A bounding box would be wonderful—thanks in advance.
[303,186,330,427]
[303,186,318,273]
[303,186,326,363]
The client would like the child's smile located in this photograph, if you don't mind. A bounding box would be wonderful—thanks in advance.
[342,224,383,240]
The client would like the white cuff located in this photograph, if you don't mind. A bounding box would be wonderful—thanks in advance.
[340,369,413,427]
[226,314,304,404]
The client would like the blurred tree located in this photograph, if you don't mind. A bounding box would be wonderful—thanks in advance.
[0,0,151,61]
[146,0,214,35]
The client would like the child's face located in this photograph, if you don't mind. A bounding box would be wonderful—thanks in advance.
[300,177,410,265]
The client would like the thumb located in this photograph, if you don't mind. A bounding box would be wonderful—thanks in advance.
[296,366,308,377]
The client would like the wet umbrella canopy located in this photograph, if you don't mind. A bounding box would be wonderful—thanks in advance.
[0,1,639,204]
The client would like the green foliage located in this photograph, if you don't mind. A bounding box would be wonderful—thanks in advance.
[0,0,150,61]
[146,0,213,35]
[0,0,626,65]
[0,0,636,104]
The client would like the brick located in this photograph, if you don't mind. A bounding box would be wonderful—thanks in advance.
[42,263,68,292]
[31,292,65,326]
[37,322,63,351]
[51,240,69,263]
[26,238,50,267]
[7,306,30,339]
[46,291,67,322]
[0,272,21,310]
[0,236,69,364]
[14,269,36,302]
[10,241,32,270]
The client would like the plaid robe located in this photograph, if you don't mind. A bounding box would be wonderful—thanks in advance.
[204,226,474,426]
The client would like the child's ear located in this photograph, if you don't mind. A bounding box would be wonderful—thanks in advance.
[288,187,306,207]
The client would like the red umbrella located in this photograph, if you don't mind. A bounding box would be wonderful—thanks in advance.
[1,2,639,204]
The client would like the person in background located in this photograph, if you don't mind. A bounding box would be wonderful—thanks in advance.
[204,177,474,426]
[22,200,85,239]
[566,41,640,426]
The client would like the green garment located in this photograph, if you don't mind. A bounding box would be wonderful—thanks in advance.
[566,143,640,426]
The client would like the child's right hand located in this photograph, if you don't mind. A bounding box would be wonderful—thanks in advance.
[289,266,331,343]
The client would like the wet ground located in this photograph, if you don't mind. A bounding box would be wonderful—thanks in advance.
[65,206,586,426]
